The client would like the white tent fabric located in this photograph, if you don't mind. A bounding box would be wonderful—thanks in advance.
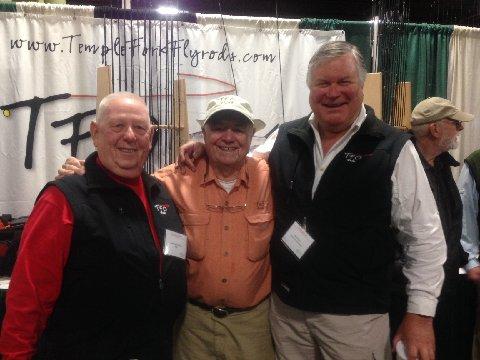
[0,6,344,216]
[448,25,480,178]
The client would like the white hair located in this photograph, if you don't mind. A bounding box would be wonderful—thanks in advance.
[410,123,431,138]
[306,41,367,87]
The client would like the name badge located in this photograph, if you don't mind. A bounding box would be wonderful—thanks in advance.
[164,229,187,260]
[281,221,314,259]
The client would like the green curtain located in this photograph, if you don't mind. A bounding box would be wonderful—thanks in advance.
[401,23,453,107]
[377,22,452,121]
[299,19,373,72]
[300,19,452,115]
[0,1,16,12]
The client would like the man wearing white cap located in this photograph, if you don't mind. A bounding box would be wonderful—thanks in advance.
[405,97,476,360]
[155,95,274,359]
[58,94,275,359]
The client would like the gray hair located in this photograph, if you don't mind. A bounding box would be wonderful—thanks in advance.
[410,123,431,138]
[96,92,148,123]
[306,41,367,87]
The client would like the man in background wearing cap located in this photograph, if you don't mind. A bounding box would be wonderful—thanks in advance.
[58,94,275,360]
[403,97,476,360]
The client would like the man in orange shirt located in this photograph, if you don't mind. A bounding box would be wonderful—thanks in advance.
[156,95,274,360]
[58,95,275,360]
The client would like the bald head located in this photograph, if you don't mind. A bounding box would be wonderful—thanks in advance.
[96,92,148,124]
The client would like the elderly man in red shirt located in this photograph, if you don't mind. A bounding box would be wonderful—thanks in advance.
[0,92,186,359]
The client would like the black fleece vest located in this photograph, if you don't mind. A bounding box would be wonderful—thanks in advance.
[465,149,480,248]
[416,150,466,279]
[270,113,410,314]
[35,153,186,360]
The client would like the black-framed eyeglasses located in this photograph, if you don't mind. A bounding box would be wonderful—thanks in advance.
[446,119,463,130]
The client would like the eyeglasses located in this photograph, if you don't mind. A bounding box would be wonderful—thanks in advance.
[204,186,247,213]
[446,119,463,130]
[206,203,247,213]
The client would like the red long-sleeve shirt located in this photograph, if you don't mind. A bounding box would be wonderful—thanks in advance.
[0,168,160,359]
[0,187,73,359]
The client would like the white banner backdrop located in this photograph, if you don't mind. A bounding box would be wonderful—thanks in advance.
[0,9,344,216]
[448,26,480,179]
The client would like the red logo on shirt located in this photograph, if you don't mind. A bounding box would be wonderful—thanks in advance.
[154,204,169,215]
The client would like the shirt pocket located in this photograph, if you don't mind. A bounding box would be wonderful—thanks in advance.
[245,212,274,261]
[180,213,210,260]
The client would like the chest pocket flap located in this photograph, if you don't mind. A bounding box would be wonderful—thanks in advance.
[245,212,274,261]
[180,213,210,260]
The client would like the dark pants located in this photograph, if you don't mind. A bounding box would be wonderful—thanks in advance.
[434,274,477,360]
[390,273,477,360]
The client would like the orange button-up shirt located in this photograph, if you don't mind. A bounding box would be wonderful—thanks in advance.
[155,157,272,308]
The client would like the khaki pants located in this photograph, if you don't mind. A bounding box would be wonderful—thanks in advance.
[174,298,274,360]
[270,293,391,360]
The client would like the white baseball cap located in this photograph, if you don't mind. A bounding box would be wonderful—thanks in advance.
[197,95,266,132]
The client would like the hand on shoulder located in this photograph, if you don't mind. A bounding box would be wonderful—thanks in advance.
[55,157,85,179]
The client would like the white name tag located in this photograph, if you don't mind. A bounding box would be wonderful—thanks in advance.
[281,221,314,259]
[164,229,187,260]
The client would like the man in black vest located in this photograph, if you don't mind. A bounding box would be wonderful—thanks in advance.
[0,92,186,359]
[268,41,446,360]
[402,97,475,360]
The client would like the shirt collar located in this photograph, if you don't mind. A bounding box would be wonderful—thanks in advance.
[201,158,249,188]
[412,138,460,171]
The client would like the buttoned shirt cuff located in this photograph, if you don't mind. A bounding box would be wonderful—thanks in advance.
[466,259,480,271]
[406,293,437,317]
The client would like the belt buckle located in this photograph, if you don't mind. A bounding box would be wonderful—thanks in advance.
[212,306,229,318]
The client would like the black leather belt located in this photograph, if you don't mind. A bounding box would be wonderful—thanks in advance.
[188,299,256,318]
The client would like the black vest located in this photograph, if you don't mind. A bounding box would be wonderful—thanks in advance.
[465,149,480,242]
[415,148,466,279]
[35,153,186,360]
[269,111,410,314]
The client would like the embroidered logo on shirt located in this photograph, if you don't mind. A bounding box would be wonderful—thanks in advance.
[154,204,169,215]
[344,152,363,163]
[257,201,268,209]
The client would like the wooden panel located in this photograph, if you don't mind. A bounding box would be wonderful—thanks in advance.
[172,79,189,160]
[393,82,412,129]
[363,72,382,120]
[96,66,112,113]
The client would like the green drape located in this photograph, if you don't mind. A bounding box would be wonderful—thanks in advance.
[299,19,373,72]
[400,23,453,107]
[0,2,16,12]
[300,19,452,113]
